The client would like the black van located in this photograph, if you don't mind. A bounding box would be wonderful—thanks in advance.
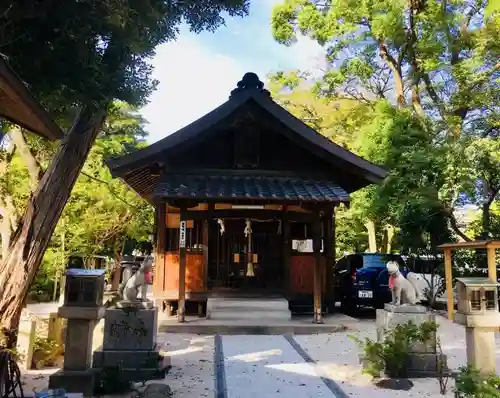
[333,253,408,313]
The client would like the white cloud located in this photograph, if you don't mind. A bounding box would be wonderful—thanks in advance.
[140,29,326,143]
[141,36,248,143]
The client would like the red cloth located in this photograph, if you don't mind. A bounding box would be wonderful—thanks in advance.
[389,275,396,289]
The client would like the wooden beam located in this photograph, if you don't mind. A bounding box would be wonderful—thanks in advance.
[324,209,334,312]
[312,214,323,324]
[487,247,497,282]
[282,208,291,296]
[153,202,166,297]
[178,207,187,323]
[183,209,314,222]
[443,248,454,321]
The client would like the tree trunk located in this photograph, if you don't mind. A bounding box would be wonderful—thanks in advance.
[365,220,377,252]
[0,105,107,347]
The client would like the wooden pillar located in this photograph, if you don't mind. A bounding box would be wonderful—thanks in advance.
[153,202,166,297]
[282,208,291,296]
[324,208,334,312]
[312,213,323,324]
[444,248,454,321]
[178,207,187,323]
[487,246,497,282]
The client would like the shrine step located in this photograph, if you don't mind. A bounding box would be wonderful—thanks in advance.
[207,298,291,321]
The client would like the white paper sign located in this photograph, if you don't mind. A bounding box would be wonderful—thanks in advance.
[179,221,186,248]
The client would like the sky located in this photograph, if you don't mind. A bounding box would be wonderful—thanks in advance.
[140,0,325,143]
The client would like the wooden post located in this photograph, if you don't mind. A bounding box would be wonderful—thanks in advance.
[444,248,454,320]
[324,208,334,312]
[282,208,291,296]
[178,207,187,323]
[312,214,323,324]
[154,202,166,297]
[486,246,497,282]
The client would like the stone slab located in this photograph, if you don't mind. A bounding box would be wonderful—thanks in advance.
[454,312,500,328]
[58,306,106,320]
[384,304,427,313]
[376,308,437,343]
[92,349,164,369]
[102,307,157,350]
[48,369,98,397]
[93,356,170,384]
[116,300,154,310]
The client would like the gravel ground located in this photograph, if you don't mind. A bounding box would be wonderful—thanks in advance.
[19,314,500,397]
[295,314,500,398]
[155,334,214,398]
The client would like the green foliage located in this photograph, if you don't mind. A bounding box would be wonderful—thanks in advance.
[271,0,500,246]
[32,337,63,369]
[350,320,438,378]
[455,365,500,397]
[0,1,250,116]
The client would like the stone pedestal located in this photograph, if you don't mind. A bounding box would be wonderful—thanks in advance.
[454,312,500,375]
[375,304,447,378]
[49,306,106,397]
[92,301,170,383]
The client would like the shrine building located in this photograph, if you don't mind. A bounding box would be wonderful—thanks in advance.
[107,72,387,323]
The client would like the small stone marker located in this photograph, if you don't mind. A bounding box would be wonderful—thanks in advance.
[92,299,170,384]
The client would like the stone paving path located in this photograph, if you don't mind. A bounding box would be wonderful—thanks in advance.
[221,335,339,398]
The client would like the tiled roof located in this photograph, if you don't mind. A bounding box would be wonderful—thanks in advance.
[154,174,350,203]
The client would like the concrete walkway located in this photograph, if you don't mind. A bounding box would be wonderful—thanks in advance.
[220,335,342,398]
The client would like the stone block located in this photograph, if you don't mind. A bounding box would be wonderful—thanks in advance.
[384,304,427,313]
[49,369,98,397]
[407,352,448,378]
[93,353,170,383]
[102,307,157,351]
[116,300,154,310]
[376,308,436,343]
[92,349,163,369]
[16,319,36,369]
[58,306,106,320]
[63,319,98,371]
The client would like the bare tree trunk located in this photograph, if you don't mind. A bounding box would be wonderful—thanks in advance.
[9,127,42,187]
[0,105,107,347]
[0,144,17,258]
[365,220,377,252]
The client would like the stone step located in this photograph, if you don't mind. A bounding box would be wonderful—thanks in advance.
[207,298,290,312]
[208,310,291,321]
[206,298,291,321]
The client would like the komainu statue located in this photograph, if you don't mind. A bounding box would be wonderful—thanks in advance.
[387,261,423,306]
[119,256,153,302]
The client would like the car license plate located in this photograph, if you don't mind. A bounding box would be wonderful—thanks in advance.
[358,290,373,298]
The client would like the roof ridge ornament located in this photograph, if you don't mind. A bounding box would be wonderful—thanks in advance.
[230,72,271,99]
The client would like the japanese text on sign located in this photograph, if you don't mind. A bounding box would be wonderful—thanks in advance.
[179,221,186,248]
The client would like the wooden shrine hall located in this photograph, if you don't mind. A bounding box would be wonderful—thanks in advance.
[108,72,387,323]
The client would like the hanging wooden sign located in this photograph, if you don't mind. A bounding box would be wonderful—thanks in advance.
[179,221,186,248]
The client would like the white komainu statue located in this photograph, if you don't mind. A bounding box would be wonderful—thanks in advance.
[119,256,154,302]
[386,261,423,306]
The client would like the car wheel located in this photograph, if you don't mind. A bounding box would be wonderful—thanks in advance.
[340,298,357,315]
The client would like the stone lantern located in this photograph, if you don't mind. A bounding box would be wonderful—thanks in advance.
[454,277,500,375]
[49,269,107,396]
